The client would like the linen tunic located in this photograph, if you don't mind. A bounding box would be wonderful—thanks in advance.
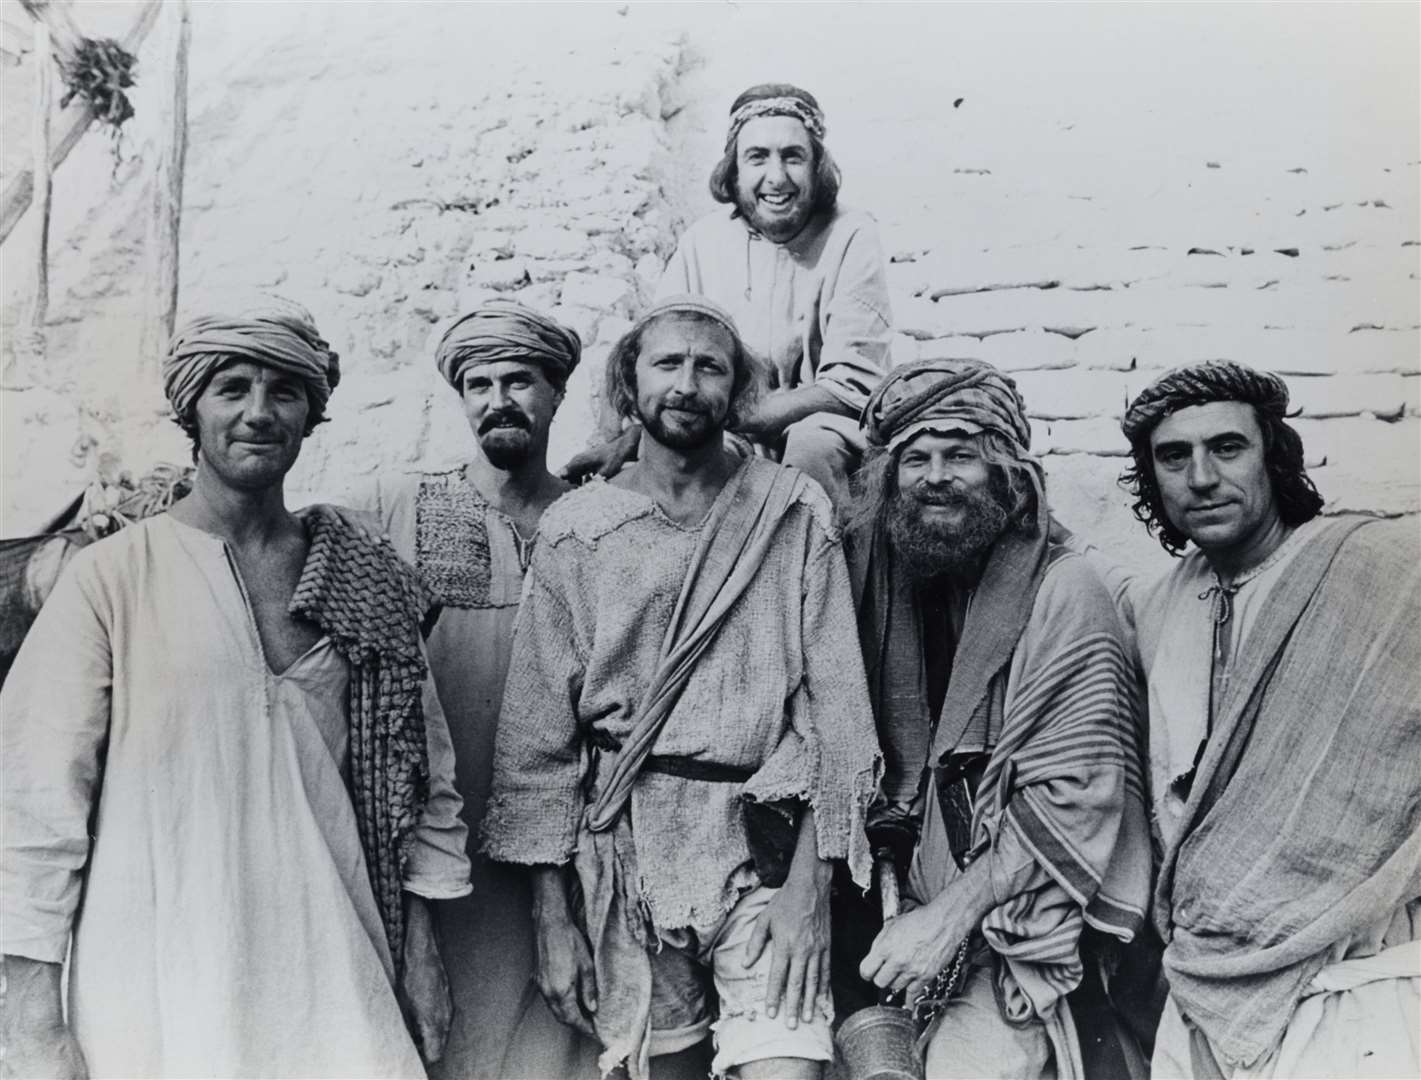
[1,515,470,1079]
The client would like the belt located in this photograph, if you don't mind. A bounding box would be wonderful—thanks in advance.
[643,754,756,784]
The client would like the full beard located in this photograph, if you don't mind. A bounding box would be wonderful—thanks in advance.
[640,403,724,451]
[886,484,1010,585]
[478,426,533,469]
[734,190,813,244]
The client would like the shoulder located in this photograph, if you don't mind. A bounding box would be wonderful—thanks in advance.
[1322,514,1420,584]
[1034,540,1131,634]
[536,479,658,548]
[823,205,882,239]
[766,459,841,542]
[680,206,744,246]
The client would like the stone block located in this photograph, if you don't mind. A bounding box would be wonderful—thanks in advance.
[597,316,634,347]
[560,272,634,315]
[1038,418,1131,457]
[1040,454,1169,575]
[331,266,382,297]
[1288,374,1408,419]
[515,227,592,261]
[1013,370,1145,421]
[467,257,530,290]
[1342,329,1421,375]
[971,329,1079,371]
[890,334,921,368]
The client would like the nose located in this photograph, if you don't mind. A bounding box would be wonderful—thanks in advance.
[1186,448,1219,491]
[763,155,788,187]
[925,455,953,486]
[243,386,277,426]
[672,360,698,396]
[489,381,512,409]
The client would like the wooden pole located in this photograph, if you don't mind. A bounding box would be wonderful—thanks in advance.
[5,19,54,387]
[139,0,190,376]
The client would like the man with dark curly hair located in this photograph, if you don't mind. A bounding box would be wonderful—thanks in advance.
[566,84,892,508]
[1122,360,1420,1079]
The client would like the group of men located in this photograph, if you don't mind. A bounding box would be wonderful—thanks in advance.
[2,83,1416,1080]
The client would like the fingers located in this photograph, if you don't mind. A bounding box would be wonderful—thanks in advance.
[763,939,789,1020]
[578,954,600,1016]
[801,951,825,1023]
[781,953,807,1030]
[743,909,771,970]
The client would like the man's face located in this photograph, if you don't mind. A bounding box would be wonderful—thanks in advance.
[192,360,309,491]
[734,115,816,244]
[888,431,1010,581]
[634,315,737,451]
[461,359,561,470]
[1149,401,1278,556]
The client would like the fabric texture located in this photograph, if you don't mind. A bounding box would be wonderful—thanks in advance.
[434,299,581,390]
[162,296,340,419]
[727,94,827,142]
[1120,361,1289,443]
[482,457,881,1079]
[0,515,469,1077]
[861,358,1034,453]
[1139,516,1421,1069]
[657,204,892,417]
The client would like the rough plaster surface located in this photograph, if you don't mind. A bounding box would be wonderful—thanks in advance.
[2,3,1418,575]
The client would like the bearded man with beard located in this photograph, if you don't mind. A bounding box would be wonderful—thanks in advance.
[482,296,880,1080]
[845,360,1152,1080]
[566,84,892,509]
[347,300,599,1080]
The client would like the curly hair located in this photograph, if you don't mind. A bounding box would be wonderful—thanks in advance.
[172,353,329,462]
[849,431,1041,537]
[1119,406,1324,555]
[603,311,763,431]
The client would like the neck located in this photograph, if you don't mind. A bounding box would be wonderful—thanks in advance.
[635,434,738,498]
[1205,509,1293,582]
[463,449,561,511]
[172,464,292,546]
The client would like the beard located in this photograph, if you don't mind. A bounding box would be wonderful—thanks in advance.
[640,400,725,451]
[478,408,534,469]
[734,187,814,245]
[886,482,1010,585]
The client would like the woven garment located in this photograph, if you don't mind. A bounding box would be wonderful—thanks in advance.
[414,471,494,608]
[290,513,434,972]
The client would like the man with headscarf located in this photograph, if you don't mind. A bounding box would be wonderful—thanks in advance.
[846,359,1152,1079]
[345,299,597,1080]
[566,84,892,508]
[482,296,881,1080]
[0,298,472,1078]
[1120,361,1419,1079]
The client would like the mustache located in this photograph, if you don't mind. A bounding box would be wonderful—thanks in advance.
[478,408,531,435]
[908,483,973,507]
[658,396,712,416]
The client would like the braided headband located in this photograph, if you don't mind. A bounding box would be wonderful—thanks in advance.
[727,96,827,145]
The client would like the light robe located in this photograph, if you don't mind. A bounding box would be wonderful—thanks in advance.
[1,515,471,1079]
[355,469,598,1080]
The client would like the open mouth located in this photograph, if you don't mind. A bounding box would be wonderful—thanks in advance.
[758,191,796,210]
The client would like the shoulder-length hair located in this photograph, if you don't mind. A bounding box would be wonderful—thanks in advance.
[604,311,764,430]
[1119,406,1324,555]
[708,128,841,217]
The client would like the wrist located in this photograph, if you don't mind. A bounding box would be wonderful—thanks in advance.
[530,865,575,927]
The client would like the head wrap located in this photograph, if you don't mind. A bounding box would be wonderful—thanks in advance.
[1121,361,1290,444]
[163,296,340,420]
[434,299,581,390]
[726,83,827,146]
[628,293,743,345]
[862,359,1033,455]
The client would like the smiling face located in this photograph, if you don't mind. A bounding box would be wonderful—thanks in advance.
[634,314,737,451]
[1148,400,1280,557]
[191,360,309,491]
[460,358,561,470]
[888,430,1010,582]
[733,115,817,243]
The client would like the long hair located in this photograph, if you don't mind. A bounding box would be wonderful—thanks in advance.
[708,130,841,217]
[848,432,1041,537]
[1120,406,1324,555]
[603,312,764,430]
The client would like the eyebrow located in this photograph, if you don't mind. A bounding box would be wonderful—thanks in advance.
[1153,430,1253,452]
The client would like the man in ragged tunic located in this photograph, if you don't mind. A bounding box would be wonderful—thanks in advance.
[1,299,471,1079]
[566,84,893,509]
[1122,361,1420,1079]
[346,299,598,1080]
[482,296,881,1080]
[848,360,1152,1079]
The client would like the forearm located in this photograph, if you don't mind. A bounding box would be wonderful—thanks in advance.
[785,806,834,890]
[741,385,854,441]
[923,851,996,942]
[1,955,65,1031]
[530,864,578,929]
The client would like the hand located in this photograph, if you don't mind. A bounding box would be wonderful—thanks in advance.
[399,897,453,1065]
[561,427,641,483]
[859,894,971,1003]
[743,863,832,1029]
[0,957,88,1079]
[531,911,599,1037]
[296,503,386,543]
[0,1021,87,1080]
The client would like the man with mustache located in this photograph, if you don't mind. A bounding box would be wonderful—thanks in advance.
[1121,362,1420,1079]
[482,296,880,1080]
[348,300,597,1080]
[567,84,892,509]
[1,298,471,1078]
[847,360,1151,1079]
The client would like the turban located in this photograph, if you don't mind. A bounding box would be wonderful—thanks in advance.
[862,359,1033,455]
[435,300,581,390]
[163,297,340,420]
[1121,361,1290,443]
[726,83,827,146]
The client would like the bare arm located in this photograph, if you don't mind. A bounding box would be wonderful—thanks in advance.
[733,384,856,443]
[0,956,87,1080]
[529,866,598,1037]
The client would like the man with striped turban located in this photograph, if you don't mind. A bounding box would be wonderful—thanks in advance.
[346,299,597,1080]
[566,83,892,509]
[846,359,1151,1079]
[1,298,472,1078]
[1122,361,1420,1079]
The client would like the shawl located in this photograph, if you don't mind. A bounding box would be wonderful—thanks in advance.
[1155,516,1421,1068]
[289,512,434,974]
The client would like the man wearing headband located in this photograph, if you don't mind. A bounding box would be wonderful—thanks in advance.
[1,299,471,1077]
[1122,361,1419,1079]
[848,360,1150,1078]
[347,299,596,1080]
[566,83,892,509]
[483,297,880,1080]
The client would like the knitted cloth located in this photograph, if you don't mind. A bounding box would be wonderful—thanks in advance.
[290,512,433,972]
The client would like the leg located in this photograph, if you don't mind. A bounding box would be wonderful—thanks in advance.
[736,1056,821,1079]
[921,961,1052,1079]
[781,413,861,510]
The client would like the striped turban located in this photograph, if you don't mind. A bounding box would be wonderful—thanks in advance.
[862,359,1033,455]
[1121,361,1290,444]
[435,300,581,391]
[727,83,827,145]
[163,297,340,421]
